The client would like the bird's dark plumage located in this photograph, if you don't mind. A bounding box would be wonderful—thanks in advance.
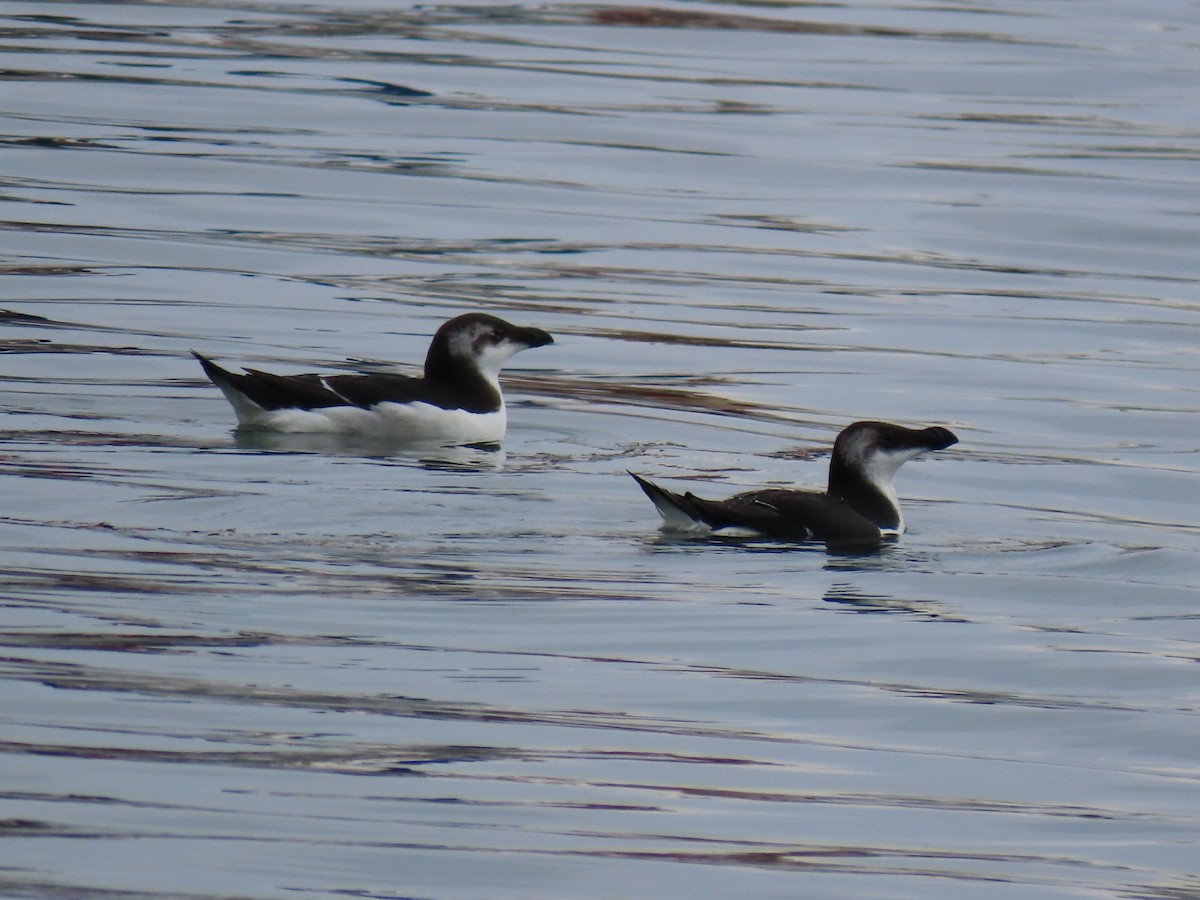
[631,421,958,544]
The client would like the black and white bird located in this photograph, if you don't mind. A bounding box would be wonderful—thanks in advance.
[631,421,958,544]
[193,313,553,444]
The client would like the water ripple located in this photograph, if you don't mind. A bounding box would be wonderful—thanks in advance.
[4,0,1200,897]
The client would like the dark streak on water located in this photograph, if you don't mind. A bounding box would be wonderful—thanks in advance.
[2,1,1200,899]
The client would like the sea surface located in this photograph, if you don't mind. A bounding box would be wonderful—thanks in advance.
[2,1,1199,898]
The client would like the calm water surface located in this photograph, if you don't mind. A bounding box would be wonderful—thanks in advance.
[2,1,1199,898]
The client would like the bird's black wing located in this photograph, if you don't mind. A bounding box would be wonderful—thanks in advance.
[724,490,882,543]
[240,369,363,410]
[679,490,812,540]
[193,352,459,412]
[193,353,341,410]
[321,373,498,413]
[320,373,449,409]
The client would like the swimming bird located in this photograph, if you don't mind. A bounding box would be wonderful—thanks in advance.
[630,421,957,544]
[193,312,553,443]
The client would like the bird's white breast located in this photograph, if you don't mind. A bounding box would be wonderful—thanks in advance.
[242,400,507,444]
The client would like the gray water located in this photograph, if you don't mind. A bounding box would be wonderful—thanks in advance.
[2,2,1199,898]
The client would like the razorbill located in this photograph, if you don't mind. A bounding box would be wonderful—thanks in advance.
[193,312,553,443]
[631,421,958,544]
